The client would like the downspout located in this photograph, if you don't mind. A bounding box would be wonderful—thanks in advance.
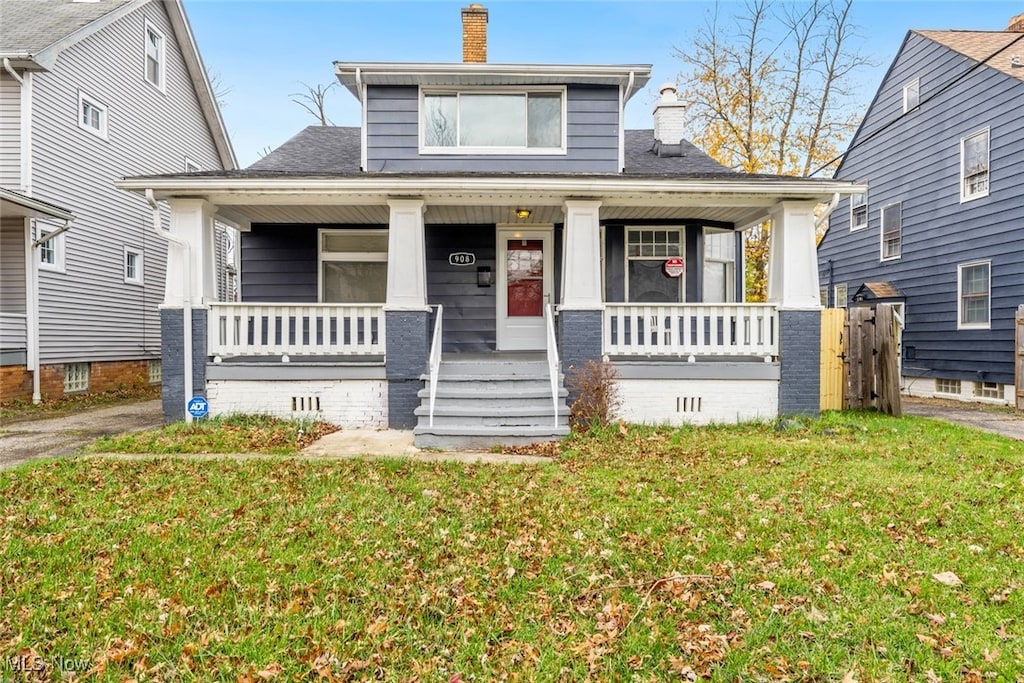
[146,189,194,423]
[3,58,23,85]
[815,192,840,232]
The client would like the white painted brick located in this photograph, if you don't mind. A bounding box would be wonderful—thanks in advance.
[902,376,1012,406]
[614,378,778,426]
[206,380,388,427]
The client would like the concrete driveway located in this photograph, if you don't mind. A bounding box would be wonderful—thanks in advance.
[0,399,163,470]
[903,396,1024,441]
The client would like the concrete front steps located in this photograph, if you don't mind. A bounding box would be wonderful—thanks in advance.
[413,356,570,450]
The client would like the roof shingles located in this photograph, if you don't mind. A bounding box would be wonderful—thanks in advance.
[0,0,135,55]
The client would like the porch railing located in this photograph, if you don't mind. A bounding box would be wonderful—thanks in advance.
[0,313,27,349]
[544,303,560,428]
[427,304,443,427]
[603,303,778,357]
[208,303,385,357]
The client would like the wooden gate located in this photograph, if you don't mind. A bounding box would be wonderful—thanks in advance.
[820,308,846,410]
[1015,305,1024,410]
[819,304,902,415]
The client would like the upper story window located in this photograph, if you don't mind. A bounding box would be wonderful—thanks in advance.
[421,88,565,153]
[144,21,166,90]
[958,260,990,329]
[880,202,901,261]
[850,192,867,230]
[961,128,989,202]
[78,91,107,139]
[902,79,919,113]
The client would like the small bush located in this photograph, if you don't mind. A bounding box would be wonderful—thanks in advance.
[566,359,620,431]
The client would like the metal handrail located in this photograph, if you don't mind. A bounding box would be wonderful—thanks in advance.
[544,303,560,428]
[428,304,444,427]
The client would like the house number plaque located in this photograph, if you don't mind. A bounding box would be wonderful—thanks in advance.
[449,252,476,266]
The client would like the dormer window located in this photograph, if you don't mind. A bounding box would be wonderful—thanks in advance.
[421,88,565,153]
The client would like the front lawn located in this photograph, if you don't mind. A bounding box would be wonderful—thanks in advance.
[1,413,1022,680]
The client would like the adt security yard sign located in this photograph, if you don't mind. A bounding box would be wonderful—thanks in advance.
[187,396,209,419]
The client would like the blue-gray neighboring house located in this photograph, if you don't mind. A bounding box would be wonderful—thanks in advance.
[818,16,1024,406]
[120,4,862,448]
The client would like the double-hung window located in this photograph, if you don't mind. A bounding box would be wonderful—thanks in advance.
[422,88,564,153]
[850,192,867,230]
[958,260,990,329]
[144,22,166,90]
[961,128,989,201]
[880,202,901,261]
[78,91,107,138]
[834,283,848,309]
[319,230,388,303]
[124,247,143,284]
[702,230,735,303]
[625,228,684,302]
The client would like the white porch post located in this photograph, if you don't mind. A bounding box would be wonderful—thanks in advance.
[766,201,821,309]
[385,198,428,310]
[165,198,217,306]
[561,199,603,308]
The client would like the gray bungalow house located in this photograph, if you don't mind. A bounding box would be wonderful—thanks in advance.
[120,5,861,447]
[818,16,1024,405]
[0,0,235,403]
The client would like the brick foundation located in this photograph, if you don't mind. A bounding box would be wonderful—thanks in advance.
[0,359,158,404]
[0,365,32,403]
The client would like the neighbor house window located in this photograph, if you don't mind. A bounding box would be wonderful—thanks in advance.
[958,260,990,329]
[78,91,107,138]
[37,227,65,272]
[422,88,564,152]
[184,157,200,173]
[148,359,162,384]
[902,79,919,113]
[850,192,867,230]
[625,228,683,302]
[144,22,166,90]
[935,378,960,396]
[819,286,829,307]
[974,381,1001,399]
[961,128,989,201]
[834,283,848,308]
[64,363,89,393]
[880,202,901,261]
[124,247,143,284]
[702,230,735,303]
[319,230,388,303]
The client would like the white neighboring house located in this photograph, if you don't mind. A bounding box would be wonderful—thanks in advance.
[0,0,236,403]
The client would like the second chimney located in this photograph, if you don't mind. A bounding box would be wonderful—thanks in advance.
[462,4,488,63]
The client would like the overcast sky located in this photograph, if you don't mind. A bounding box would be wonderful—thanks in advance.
[181,0,1023,167]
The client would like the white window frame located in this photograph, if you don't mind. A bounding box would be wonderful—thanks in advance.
[144,20,166,91]
[935,378,961,396]
[880,202,901,262]
[902,78,920,113]
[701,228,736,303]
[124,246,143,284]
[834,283,848,309]
[77,91,107,139]
[184,157,200,173]
[974,381,1001,399]
[960,128,990,202]
[419,86,567,155]
[957,260,991,330]
[37,225,66,273]
[819,286,829,307]
[624,227,686,303]
[850,192,867,231]
[317,229,388,303]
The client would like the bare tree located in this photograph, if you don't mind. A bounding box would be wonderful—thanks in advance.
[206,68,231,107]
[291,82,336,126]
[673,0,870,299]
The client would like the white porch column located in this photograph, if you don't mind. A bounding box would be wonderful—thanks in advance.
[165,198,217,306]
[561,199,603,309]
[766,201,821,309]
[385,198,428,310]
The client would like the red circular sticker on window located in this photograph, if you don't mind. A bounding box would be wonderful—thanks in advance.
[664,258,685,278]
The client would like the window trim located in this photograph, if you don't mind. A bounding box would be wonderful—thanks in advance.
[834,283,848,309]
[77,90,108,139]
[879,201,901,262]
[701,228,736,303]
[37,226,66,273]
[957,259,991,330]
[902,78,920,113]
[960,127,990,203]
[184,157,200,173]
[124,246,143,285]
[624,226,686,303]
[419,86,568,155]
[317,229,388,303]
[144,20,166,91]
[850,192,867,231]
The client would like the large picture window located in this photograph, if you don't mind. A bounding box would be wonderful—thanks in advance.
[422,89,564,152]
[958,260,990,329]
[319,230,388,303]
[626,228,683,303]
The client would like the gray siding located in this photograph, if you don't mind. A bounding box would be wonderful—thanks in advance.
[425,225,496,353]
[819,32,1024,385]
[29,0,223,364]
[1,217,27,350]
[240,224,319,302]
[365,84,620,173]
[0,72,20,188]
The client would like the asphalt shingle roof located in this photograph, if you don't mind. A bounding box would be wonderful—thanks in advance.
[0,0,135,55]
[916,29,1024,81]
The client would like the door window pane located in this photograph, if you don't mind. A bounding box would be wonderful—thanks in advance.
[507,240,543,316]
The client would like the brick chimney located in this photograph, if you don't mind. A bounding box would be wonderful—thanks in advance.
[462,4,488,63]
[1008,13,1024,31]
[653,82,687,153]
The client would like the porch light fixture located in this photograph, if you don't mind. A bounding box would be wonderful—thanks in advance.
[515,208,532,220]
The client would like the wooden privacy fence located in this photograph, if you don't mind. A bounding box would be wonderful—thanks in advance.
[819,304,902,416]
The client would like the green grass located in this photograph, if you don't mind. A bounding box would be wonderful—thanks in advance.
[84,414,338,455]
[2,412,1022,681]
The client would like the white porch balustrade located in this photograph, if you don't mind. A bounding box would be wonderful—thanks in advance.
[603,303,778,357]
[208,303,385,357]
